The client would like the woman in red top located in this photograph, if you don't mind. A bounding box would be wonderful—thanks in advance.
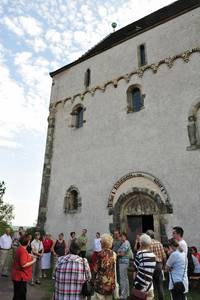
[11,234,36,300]
[41,233,53,278]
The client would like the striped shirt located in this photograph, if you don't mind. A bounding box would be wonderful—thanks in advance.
[54,254,91,300]
[134,250,156,292]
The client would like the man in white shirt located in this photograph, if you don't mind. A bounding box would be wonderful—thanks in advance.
[90,232,102,271]
[0,227,12,276]
[172,226,188,256]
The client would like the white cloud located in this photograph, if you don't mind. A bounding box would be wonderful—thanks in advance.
[3,16,24,36]
[18,16,43,37]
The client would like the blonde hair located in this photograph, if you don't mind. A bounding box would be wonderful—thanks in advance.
[101,233,113,249]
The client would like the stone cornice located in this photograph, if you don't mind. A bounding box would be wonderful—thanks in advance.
[50,47,200,109]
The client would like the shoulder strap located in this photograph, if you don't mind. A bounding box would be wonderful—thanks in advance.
[82,258,88,280]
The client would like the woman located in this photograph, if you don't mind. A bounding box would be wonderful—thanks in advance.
[166,238,188,300]
[133,234,156,300]
[41,233,53,278]
[68,231,76,249]
[11,235,36,300]
[54,240,91,300]
[51,232,67,278]
[117,232,131,300]
[93,233,116,300]
[190,247,200,275]
[30,231,44,285]
[191,246,200,263]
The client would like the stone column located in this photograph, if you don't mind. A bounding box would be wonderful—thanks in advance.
[37,104,56,229]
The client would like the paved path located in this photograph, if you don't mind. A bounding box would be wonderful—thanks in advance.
[0,276,52,300]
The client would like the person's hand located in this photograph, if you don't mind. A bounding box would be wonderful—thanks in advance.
[32,257,37,263]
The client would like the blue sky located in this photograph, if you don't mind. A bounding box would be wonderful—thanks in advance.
[0,0,174,226]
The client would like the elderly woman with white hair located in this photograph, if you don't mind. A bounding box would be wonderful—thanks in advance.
[133,234,156,300]
[93,233,116,300]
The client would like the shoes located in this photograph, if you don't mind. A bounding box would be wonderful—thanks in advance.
[1,274,8,277]
[29,281,35,286]
[35,280,41,284]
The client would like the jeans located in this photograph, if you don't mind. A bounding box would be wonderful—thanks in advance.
[13,280,27,300]
[153,262,164,300]
[119,263,129,299]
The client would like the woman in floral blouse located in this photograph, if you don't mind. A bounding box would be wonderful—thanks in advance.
[93,233,116,300]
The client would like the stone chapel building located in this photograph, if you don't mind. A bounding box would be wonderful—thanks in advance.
[37,0,200,248]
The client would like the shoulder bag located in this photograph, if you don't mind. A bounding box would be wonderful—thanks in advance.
[81,258,94,296]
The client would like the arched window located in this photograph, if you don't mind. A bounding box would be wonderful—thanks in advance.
[84,68,91,88]
[71,105,85,128]
[138,44,147,66]
[127,85,144,113]
[64,186,81,214]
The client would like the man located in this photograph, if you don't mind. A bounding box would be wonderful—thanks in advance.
[90,232,102,271]
[133,234,156,300]
[112,230,122,285]
[31,231,44,285]
[172,226,188,256]
[113,230,122,253]
[0,227,12,277]
[146,230,166,300]
[54,240,91,300]
[77,229,88,258]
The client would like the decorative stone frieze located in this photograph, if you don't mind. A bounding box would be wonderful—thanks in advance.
[52,46,200,107]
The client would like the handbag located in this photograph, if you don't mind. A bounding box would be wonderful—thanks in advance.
[132,288,147,300]
[132,251,151,300]
[81,259,94,296]
[113,256,119,299]
[173,281,185,293]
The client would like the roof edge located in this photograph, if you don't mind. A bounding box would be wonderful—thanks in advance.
[50,0,200,78]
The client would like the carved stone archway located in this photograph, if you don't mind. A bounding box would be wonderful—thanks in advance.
[111,187,172,243]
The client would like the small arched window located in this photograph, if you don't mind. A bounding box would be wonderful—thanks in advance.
[84,68,91,88]
[71,105,85,128]
[64,186,81,214]
[127,86,144,113]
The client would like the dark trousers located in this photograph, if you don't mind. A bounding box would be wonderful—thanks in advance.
[171,289,186,300]
[13,280,27,300]
[153,262,164,300]
[80,251,86,258]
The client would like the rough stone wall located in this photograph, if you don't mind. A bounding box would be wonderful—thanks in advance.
[38,7,200,248]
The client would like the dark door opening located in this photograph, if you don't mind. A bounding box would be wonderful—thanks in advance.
[127,215,154,248]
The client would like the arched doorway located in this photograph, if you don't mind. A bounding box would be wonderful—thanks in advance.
[108,172,173,244]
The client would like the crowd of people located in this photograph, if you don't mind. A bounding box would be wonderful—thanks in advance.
[0,225,200,300]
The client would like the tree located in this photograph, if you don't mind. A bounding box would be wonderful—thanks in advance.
[0,181,14,223]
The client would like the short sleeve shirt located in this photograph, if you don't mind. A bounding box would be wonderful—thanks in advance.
[11,246,33,281]
[166,250,188,293]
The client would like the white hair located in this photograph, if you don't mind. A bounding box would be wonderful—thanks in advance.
[140,233,152,246]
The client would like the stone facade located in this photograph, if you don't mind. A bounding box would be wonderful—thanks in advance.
[37,2,200,249]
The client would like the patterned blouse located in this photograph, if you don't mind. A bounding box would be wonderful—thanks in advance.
[93,249,116,295]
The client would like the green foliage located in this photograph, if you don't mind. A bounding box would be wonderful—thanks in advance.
[0,220,13,236]
[26,226,46,238]
[0,181,14,222]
